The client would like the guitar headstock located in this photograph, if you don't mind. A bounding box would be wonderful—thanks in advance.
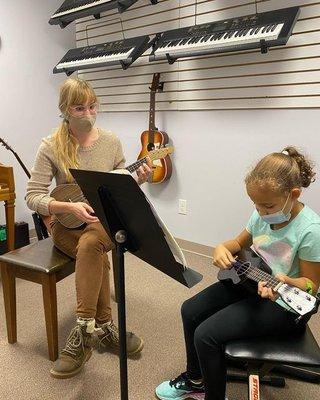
[148,146,174,162]
[0,138,13,153]
[277,283,318,316]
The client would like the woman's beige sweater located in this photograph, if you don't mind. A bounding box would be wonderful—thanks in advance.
[25,129,125,216]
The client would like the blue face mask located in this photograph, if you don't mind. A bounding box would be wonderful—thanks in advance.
[260,193,293,225]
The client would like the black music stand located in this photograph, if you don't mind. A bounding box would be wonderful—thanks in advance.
[70,169,203,400]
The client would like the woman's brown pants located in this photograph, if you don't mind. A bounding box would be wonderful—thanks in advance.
[51,220,114,323]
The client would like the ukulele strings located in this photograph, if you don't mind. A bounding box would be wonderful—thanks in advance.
[127,157,147,172]
[233,260,278,287]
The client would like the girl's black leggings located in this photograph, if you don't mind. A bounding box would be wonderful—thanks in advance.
[181,280,306,400]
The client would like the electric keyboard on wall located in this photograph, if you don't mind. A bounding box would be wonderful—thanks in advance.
[49,0,145,28]
[150,6,300,64]
[53,35,150,74]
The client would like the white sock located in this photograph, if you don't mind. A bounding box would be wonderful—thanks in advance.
[96,320,113,327]
[95,320,113,334]
[190,378,203,385]
[76,317,95,334]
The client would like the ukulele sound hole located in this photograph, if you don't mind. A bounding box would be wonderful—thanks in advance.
[234,261,250,277]
[147,143,155,151]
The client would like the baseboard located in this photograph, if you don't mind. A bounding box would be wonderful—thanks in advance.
[176,238,213,258]
[29,228,213,259]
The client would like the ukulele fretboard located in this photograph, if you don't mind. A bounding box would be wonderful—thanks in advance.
[126,157,148,173]
[236,261,279,289]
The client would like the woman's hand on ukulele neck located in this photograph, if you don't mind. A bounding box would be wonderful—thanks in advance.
[135,157,152,185]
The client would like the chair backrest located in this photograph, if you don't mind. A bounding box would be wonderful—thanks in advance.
[0,165,15,192]
[32,213,49,240]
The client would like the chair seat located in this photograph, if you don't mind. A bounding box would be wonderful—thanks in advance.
[0,237,74,273]
[225,325,320,367]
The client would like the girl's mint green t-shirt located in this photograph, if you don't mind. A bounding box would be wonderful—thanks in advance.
[246,205,320,311]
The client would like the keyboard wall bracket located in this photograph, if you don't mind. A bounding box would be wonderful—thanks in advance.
[260,39,269,54]
[59,21,70,29]
[166,53,176,65]
[63,68,76,77]
[119,60,130,70]
[118,0,154,13]
[149,33,161,52]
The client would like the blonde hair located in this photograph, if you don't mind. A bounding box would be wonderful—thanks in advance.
[52,78,97,182]
[245,146,316,193]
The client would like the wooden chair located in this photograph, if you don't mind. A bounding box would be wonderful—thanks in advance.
[0,236,118,361]
[0,165,16,251]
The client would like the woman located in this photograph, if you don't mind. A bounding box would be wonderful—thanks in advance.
[26,78,151,379]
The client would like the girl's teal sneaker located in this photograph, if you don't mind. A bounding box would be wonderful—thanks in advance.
[155,372,205,400]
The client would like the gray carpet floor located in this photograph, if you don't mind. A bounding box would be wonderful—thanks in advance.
[0,250,319,400]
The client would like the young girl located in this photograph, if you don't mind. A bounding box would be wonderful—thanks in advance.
[155,146,320,400]
[26,78,151,378]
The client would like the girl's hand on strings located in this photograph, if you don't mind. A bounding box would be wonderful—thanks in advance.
[212,244,237,269]
[257,281,279,301]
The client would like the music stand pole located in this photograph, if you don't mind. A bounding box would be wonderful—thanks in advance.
[115,229,129,400]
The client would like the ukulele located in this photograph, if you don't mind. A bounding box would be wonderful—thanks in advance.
[138,72,172,184]
[0,138,32,179]
[50,146,173,229]
[218,257,319,321]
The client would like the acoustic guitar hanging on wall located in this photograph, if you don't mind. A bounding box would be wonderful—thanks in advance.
[138,73,172,184]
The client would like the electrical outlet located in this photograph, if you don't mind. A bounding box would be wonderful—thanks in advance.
[179,199,187,215]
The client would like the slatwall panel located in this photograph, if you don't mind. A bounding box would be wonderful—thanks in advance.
[75,0,320,111]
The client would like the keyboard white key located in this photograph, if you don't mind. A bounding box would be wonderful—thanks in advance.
[155,23,284,57]
[52,0,113,18]
[56,47,134,70]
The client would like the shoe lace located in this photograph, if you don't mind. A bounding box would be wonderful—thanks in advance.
[169,372,189,389]
[170,372,203,391]
[61,325,84,358]
[99,321,119,346]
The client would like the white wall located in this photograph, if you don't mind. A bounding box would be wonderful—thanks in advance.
[0,1,74,228]
[98,109,320,246]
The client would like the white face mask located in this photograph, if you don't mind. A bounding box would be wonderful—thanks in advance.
[260,192,293,225]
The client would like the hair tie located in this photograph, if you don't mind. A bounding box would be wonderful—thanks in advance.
[282,150,289,156]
